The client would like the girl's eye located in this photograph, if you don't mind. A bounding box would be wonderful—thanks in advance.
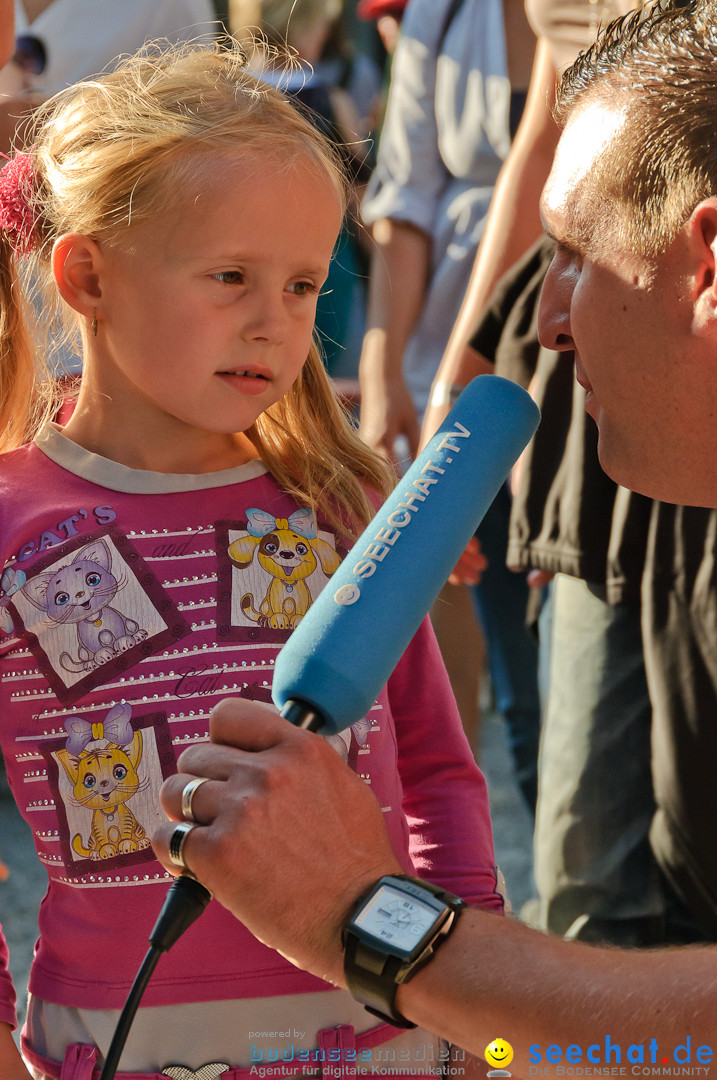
[287,280,316,297]
[213,271,244,285]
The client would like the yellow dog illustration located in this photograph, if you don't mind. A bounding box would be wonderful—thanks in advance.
[228,508,341,630]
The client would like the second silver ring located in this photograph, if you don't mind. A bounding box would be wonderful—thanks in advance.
[180,776,210,823]
[168,821,197,872]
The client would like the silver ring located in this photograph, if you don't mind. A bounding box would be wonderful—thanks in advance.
[180,776,210,823]
[168,821,197,872]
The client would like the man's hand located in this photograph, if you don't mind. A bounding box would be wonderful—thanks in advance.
[152,699,402,985]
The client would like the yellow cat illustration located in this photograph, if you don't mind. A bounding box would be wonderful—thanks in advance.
[57,704,150,860]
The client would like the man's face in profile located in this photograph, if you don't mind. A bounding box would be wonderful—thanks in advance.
[538,97,706,506]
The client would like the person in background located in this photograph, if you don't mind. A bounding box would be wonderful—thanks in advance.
[314,2,384,145]
[0,0,218,152]
[356,0,406,58]
[357,0,541,811]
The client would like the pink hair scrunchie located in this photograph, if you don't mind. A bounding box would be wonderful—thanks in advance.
[0,152,39,255]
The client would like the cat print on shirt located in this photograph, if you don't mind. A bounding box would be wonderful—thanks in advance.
[56,703,151,861]
[43,703,175,877]
[4,529,190,705]
[22,539,147,674]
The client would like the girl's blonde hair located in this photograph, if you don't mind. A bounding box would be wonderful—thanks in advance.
[0,40,394,535]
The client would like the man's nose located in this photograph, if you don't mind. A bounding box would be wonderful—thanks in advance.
[537,261,576,353]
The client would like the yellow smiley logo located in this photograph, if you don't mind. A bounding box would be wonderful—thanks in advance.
[485,1039,514,1069]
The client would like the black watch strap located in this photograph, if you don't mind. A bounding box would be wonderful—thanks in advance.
[342,875,465,1029]
[343,934,417,1028]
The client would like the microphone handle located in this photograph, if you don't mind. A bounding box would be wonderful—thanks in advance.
[280,700,325,732]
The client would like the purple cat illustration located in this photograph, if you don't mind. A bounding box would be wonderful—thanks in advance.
[22,539,147,673]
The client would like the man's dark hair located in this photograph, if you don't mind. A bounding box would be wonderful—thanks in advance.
[555,0,717,255]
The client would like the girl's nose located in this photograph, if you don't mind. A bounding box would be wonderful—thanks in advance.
[241,292,287,345]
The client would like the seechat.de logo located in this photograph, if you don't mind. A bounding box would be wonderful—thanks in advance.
[528,1036,713,1076]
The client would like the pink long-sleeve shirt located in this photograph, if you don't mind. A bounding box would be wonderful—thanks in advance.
[0,425,502,1028]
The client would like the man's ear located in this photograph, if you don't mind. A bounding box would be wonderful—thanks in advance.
[688,199,717,335]
[51,234,103,318]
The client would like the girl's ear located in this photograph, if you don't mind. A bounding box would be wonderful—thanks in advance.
[51,234,103,317]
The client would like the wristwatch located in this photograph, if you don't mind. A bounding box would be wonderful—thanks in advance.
[342,874,465,1028]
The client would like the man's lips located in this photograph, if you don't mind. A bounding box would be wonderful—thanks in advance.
[574,361,593,395]
[574,360,599,420]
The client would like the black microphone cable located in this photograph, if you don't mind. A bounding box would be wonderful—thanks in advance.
[98,874,211,1080]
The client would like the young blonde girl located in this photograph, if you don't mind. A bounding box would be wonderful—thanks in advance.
[0,40,502,1080]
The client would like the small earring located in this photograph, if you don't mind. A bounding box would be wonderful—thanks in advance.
[91,310,98,337]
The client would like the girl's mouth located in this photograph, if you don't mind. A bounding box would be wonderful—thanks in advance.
[217,369,272,396]
[218,367,271,380]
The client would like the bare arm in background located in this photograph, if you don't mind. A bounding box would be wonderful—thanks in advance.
[358,218,431,459]
[0,0,13,67]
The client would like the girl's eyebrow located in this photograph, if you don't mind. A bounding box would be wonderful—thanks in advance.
[179,249,330,276]
[183,245,332,270]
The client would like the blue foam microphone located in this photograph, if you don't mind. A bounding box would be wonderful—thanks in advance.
[272,374,541,736]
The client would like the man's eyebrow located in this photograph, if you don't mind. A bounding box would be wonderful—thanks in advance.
[539,210,584,253]
[539,203,591,253]
[540,216,559,244]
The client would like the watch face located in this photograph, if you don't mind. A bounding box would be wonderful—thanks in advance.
[352,882,447,958]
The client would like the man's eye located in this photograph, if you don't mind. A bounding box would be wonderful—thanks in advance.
[555,242,583,267]
[213,271,243,285]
